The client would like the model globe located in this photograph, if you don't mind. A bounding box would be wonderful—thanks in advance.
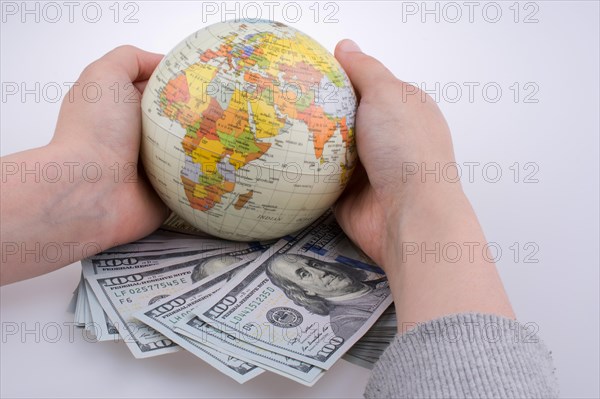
[141,20,357,241]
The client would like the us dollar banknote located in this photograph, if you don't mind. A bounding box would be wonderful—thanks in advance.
[342,304,397,369]
[160,212,213,236]
[85,238,246,275]
[86,246,266,358]
[190,213,392,369]
[135,263,323,386]
[134,259,265,383]
[71,269,117,340]
[175,313,324,385]
[73,275,87,326]
[78,230,248,340]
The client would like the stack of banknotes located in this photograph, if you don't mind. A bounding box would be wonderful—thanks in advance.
[70,212,396,385]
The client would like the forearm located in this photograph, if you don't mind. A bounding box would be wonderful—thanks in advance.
[384,183,515,332]
[0,144,114,285]
[1,47,170,286]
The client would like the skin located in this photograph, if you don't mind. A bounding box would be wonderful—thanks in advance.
[268,255,366,298]
[0,41,515,334]
[333,39,515,331]
[0,46,169,285]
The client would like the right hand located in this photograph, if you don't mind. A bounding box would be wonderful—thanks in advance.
[334,40,514,327]
[333,39,461,270]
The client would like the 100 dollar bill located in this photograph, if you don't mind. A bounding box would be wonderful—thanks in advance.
[87,246,265,358]
[134,259,264,383]
[136,262,323,385]
[175,312,324,385]
[79,232,247,340]
[85,242,244,275]
[191,213,392,369]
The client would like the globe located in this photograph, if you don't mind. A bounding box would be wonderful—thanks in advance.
[141,20,357,241]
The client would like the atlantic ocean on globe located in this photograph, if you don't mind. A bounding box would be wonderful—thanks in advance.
[141,20,357,241]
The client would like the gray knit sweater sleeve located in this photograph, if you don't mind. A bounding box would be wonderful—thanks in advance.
[364,313,559,398]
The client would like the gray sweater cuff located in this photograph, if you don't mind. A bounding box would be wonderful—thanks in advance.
[364,313,559,398]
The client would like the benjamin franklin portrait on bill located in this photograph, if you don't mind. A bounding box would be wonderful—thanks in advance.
[265,253,389,340]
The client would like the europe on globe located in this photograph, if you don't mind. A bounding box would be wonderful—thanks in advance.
[141,20,357,241]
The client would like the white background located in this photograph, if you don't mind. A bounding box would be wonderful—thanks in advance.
[1,1,598,398]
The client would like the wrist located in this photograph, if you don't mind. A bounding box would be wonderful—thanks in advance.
[381,180,470,273]
[49,133,169,250]
[0,143,116,283]
[379,181,515,327]
[40,142,124,251]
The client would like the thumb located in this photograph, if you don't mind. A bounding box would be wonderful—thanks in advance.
[334,39,398,99]
[97,45,164,83]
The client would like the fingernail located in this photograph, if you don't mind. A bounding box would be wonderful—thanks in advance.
[339,39,362,53]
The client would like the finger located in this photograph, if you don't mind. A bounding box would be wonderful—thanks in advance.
[333,161,368,219]
[341,160,368,196]
[334,39,398,98]
[98,45,163,83]
[134,80,149,94]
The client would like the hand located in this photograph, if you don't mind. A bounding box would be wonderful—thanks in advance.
[333,39,458,269]
[51,45,169,245]
[1,46,168,284]
[333,40,514,329]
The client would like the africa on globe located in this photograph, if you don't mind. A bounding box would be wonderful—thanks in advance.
[141,20,357,241]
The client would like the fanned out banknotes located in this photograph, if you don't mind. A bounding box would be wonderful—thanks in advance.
[71,212,397,385]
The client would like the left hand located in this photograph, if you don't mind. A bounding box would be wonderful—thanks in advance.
[51,45,169,246]
[1,45,169,284]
